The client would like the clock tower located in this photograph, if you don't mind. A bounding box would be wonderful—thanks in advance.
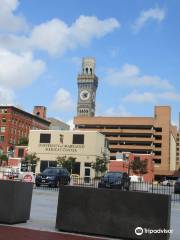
[77,57,98,116]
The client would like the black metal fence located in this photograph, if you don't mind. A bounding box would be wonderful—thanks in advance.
[33,176,180,203]
[0,170,179,202]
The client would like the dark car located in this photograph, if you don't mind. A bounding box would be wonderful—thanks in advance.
[174,177,180,194]
[98,171,130,190]
[35,167,70,187]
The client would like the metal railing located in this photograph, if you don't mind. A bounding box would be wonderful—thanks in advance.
[34,176,180,202]
[0,171,179,202]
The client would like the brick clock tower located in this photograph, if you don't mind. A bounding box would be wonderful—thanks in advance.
[77,57,98,116]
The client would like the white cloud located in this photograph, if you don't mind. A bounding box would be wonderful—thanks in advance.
[70,16,120,45]
[0,48,46,88]
[123,92,156,103]
[30,19,71,56]
[0,0,28,32]
[132,7,166,32]
[0,16,120,56]
[123,91,180,103]
[104,104,131,117]
[104,63,173,90]
[0,86,15,104]
[51,88,73,112]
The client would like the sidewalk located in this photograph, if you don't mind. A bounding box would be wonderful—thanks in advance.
[0,226,105,240]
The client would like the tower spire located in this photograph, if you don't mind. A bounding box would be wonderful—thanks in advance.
[77,57,98,117]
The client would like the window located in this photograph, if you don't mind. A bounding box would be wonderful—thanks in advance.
[18,148,24,158]
[154,135,162,140]
[0,109,7,114]
[154,127,162,132]
[1,117,6,123]
[40,160,57,172]
[155,151,161,156]
[73,134,84,144]
[60,134,64,144]
[154,159,161,164]
[85,162,91,167]
[49,161,57,167]
[72,162,80,175]
[0,135,5,142]
[40,133,51,143]
[0,127,5,133]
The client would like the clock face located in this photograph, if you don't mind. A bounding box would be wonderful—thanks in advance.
[80,90,90,101]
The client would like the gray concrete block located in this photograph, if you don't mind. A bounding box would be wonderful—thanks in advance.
[56,186,171,240]
[0,180,33,224]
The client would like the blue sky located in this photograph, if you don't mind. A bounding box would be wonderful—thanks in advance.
[0,0,180,128]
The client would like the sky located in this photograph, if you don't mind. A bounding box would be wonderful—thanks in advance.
[0,0,180,128]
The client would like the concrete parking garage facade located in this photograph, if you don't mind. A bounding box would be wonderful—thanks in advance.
[74,106,177,178]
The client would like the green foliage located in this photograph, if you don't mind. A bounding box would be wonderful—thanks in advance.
[56,156,76,174]
[130,157,148,176]
[0,154,8,166]
[91,154,109,177]
[0,154,8,161]
[24,153,40,171]
[18,137,29,146]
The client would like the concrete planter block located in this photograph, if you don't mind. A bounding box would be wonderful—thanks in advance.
[0,180,33,224]
[56,186,171,240]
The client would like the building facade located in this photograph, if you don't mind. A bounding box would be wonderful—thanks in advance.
[0,106,50,155]
[176,132,180,170]
[109,153,154,182]
[74,106,177,178]
[77,57,98,117]
[28,130,108,178]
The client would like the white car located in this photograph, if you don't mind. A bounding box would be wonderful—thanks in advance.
[161,180,175,186]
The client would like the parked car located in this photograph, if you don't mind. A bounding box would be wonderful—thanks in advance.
[174,178,180,194]
[129,175,144,182]
[160,179,175,187]
[98,171,130,190]
[35,167,70,187]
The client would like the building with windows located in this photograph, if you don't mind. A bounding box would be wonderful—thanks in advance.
[109,153,154,182]
[0,106,50,155]
[74,58,178,178]
[74,106,177,178]
[176,133,180,170]
[28,130,108,178]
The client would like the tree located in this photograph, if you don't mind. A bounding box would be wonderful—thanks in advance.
[0,154,8,166]
[56,156,67,167]
[24,153,40,172]
[130,157,148,179]
[91,154,109,178]
[56,156,76,174]
[18,137,28,146]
